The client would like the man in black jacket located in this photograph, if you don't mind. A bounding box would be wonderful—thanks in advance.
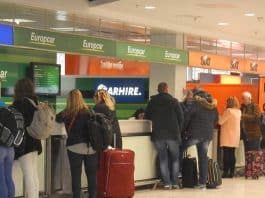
[145,82,184,189]
[183,90,218,189]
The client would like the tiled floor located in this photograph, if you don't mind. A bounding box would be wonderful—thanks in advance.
[134,178,265,198]
[51,178,265,198]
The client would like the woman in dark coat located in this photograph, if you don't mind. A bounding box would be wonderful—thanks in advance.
[12,78,42,198]
[94,89,122,149]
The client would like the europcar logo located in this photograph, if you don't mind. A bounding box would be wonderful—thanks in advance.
[30,32,56,46]
[97,84,142,96]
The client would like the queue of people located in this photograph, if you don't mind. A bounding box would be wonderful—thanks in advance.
[0,78,264,197]
[146,82,264,190]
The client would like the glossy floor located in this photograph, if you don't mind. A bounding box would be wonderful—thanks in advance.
[134,178,265,198]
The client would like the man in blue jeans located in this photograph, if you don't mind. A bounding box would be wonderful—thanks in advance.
[0,146,15,198]
[182,89,218,189]
[145,82,184,189]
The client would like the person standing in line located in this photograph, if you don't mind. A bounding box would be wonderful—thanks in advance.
[94,89,122,149]
[56,89,97,198]
[241,92,262,151]
[183,89,218,189]
[219,96,241,178]
[145,82,184,190]
[0,100,15,198]
[12,78,42,198]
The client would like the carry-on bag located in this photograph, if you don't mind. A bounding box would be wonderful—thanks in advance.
[206,159,222,189]
[182,153,198,188]
[245,150,264,179]
[97,134,135,198]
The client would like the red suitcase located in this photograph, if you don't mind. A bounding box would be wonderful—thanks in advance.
[97,149,135,198]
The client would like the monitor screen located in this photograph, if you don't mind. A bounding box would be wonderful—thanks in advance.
[29,62,61,96]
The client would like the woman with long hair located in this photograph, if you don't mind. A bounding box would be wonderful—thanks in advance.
[94,89,122,149]
[219,96,241,178]
[56,89,97,198]
[12,78,42,198]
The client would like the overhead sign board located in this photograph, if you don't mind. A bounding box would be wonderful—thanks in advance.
[0,24,13,46]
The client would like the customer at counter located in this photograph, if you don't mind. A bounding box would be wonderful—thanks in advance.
[56,89,97,198]
[145,82,184,190]
[241,92,262,151]
[219,96,241,178]
[94,89,122,149]
[12,78,42,198]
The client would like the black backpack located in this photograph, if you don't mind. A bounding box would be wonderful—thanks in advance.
[0,107,25,147]
[88,111,113,153]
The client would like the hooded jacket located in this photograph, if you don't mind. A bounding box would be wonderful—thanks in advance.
[145,93,184,143]
[184,96,219,141]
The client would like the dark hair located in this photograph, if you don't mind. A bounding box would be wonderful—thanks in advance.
[158,82,168,93]
[14,78,36,101]
[133,108,145,119]
[192,88,213,103]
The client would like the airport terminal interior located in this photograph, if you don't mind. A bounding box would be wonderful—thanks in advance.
[1,0,265,198]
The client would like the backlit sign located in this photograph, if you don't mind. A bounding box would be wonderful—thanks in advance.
[0,24,13,46]
[95,78,146,103]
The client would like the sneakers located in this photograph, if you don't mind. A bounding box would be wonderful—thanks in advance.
[172,184,181,189]
[163,185,172,190]
[195,184,206,189]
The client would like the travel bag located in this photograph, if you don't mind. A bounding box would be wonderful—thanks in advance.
[182,153,198,188]
[0,107,24,147]
[206,159,222,189]
[97,134,135,198]
[26,98,55,140]
[245,150,264,179]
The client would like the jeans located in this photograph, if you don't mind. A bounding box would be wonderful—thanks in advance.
[67,150,98,198]
[0,146,15,198]
[153,140,180,186]
[182,139,210,185]
[223,147,236,176]
[18,151,39,198]
[244,139,260,151]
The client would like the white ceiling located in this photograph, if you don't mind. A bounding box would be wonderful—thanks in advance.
[1,0,265,47]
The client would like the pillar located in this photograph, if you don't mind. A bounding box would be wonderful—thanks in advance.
[149,32,187,100]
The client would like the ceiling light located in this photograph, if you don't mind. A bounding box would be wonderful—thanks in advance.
[0,18,35,24]
[244,13,255,17]
[144,5,156,10]
[217,22,229,26]
[51,27,89,32]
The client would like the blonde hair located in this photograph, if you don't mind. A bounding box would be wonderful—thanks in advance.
[65,89,88,117]
[226,96,240,109]
[94,89,115,111]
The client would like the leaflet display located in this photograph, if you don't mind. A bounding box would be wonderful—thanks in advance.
[29,62,61,96]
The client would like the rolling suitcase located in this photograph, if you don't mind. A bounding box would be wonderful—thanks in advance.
[182,153,198,188]
[206,159,222,189]
[245,150,264,179]
[97,134,135,198]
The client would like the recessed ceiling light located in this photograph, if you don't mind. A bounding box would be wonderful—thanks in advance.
[144,5,156,10]
[217,22,229,26]
[244,13,255,17]
[51,27,89,32]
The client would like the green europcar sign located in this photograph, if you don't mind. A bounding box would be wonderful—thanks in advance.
[67,34,116,57]
[13,26,188,65]
[13,27,66,51]
[116,41,188,65]
[152,46,188,65]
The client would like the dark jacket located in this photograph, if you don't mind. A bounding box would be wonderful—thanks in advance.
[184,96,218,141]
[241,103,261,141]
[145,93,184,143]
[13,97,42,159]
[56,109,91,147]
[94,103,122,149]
